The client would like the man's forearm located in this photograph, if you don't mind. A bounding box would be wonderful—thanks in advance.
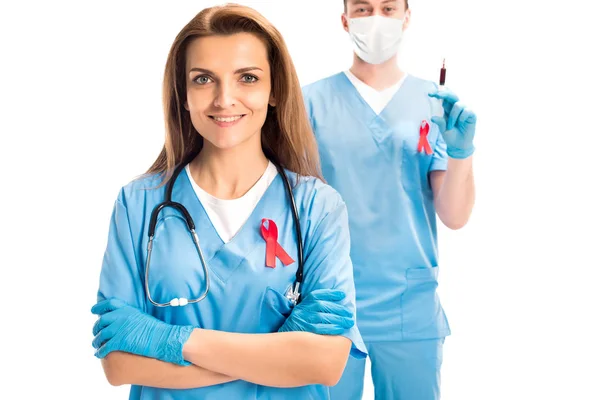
[101,351,236,389]
[183,329,350,388]
[435,156,475,229]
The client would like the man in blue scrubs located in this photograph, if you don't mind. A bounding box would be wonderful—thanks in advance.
[303,0,478,398]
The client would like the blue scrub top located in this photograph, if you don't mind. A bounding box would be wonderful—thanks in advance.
[303,72,451,342]
[96,167,366,399]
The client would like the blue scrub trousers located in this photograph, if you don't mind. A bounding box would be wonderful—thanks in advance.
[330,338,445,400]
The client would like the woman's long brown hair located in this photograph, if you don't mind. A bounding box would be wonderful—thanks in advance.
[146,4,323,185]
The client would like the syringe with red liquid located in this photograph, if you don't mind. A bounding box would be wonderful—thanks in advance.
[439,58,446,87]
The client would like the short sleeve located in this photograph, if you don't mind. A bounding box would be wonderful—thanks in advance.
[429,128,448,172]
[301,198,367,359]
[96,189,146,311]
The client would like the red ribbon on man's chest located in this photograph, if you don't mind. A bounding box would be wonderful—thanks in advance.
[417,120,433,155]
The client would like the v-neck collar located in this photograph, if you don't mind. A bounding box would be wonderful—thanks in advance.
[169,167,290,283]
[335,71,411,122]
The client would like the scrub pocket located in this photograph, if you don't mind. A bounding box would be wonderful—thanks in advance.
[258,286,294,333]
[400,266,450,340]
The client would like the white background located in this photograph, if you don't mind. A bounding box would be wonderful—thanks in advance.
[1,0,598,399]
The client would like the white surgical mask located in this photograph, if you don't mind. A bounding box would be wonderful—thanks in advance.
[347,15,405,65]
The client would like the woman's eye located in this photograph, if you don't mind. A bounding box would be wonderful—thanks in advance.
[241,75,258,83]
[194,75,212,85]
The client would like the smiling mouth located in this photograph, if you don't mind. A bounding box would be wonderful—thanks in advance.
[209,115,245,122]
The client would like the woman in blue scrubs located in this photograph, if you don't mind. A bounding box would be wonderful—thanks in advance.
[91,5,366,399]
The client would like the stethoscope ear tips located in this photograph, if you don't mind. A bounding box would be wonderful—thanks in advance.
[170,298,189,307]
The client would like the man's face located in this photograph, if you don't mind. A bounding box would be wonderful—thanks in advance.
[342,0,409,32]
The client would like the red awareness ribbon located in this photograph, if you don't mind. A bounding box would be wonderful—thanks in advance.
[417,120,433,155]
[260,218,294,268]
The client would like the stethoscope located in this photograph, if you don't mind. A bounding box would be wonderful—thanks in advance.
[144,158,304,307]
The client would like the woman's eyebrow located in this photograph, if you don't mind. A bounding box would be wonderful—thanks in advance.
[189,66,264,74]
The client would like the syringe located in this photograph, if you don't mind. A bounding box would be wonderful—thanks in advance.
[439,58,446,87]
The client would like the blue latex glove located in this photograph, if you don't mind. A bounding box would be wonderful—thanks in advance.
[91,298,194,365]
[428,88,477,159]
[278,289,354,335]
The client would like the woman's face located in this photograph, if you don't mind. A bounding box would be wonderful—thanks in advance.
[184,33,274,151]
